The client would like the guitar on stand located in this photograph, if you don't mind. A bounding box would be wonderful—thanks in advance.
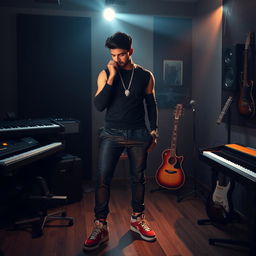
[206,173,234,225]
[154,104,185,190]
[200,96,235,225]
[238,32,255,117]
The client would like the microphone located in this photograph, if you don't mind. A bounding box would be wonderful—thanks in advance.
[190,100,196,111]
[216,96,233,124]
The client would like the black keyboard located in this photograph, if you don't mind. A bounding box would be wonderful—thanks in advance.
[0,137,38,159]
[200,144,256,185]
[0,119,63,138]
[0,141,63,175]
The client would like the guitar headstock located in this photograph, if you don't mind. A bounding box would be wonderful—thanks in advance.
[173,104,183,120]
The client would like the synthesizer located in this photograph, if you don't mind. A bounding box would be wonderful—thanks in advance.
[0,137,63,175]
[200,143,256,185]
[0,118,64,138]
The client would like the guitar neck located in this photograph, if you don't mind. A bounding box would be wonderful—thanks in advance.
[170,119,179,154]
[242,32,255,85]
[242,49,248,85]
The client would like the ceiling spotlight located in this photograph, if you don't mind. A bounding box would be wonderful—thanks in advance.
[103,7,116,21]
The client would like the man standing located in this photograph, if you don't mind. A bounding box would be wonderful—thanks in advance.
[84,32,158,251]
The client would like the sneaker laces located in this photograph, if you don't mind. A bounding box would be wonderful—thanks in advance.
[89,220,106,240]
[89,226,102,239]
[139,219,151,231]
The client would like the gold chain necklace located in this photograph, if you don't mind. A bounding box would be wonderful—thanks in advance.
[118,68,134,97]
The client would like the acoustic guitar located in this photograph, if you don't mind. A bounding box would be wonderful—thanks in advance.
[155,104,185,190]
[238,32,255,117]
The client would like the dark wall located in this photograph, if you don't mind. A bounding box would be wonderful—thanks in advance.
[0,12,17,120]
[194,0,256,216]
[152,16,194,181]
[154,16,192,109]
[16,14,92,178]
[222,0,256,128]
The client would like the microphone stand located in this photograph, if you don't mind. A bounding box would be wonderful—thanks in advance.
[227,103,231,144]
[197,96,234,226]
[177,96,233,202]
[177,102,199,202]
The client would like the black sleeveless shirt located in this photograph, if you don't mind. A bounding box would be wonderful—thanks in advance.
[104,65,151,129]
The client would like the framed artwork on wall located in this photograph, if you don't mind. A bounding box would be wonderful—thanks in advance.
[163,60,183,87]
[153,16,192,109]
[156,59,187,109]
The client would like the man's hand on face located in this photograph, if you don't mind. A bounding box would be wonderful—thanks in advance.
[107,60,118,77]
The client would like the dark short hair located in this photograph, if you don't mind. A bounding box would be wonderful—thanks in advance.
[105,32,132,51]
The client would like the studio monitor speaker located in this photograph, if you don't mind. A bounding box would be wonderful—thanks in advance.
[222,44,244,91]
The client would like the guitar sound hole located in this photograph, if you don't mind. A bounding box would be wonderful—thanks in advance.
[165,169,177,174]
[168,157,176,165]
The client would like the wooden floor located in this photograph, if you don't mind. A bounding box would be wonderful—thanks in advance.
[0,180,249,256]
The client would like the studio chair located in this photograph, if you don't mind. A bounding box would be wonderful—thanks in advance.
[13,176,73,238]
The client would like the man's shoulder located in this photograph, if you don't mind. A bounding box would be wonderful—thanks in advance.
[135,64,152,75]
[100,68,109,77]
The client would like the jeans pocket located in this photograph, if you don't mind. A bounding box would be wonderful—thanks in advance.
[130,128,152,142]
[99,127,124,139]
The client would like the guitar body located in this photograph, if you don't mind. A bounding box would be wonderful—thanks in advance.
[238,32,255,117]
[155,149,185,190]
[238,81,255,117]
[206,180,233,224]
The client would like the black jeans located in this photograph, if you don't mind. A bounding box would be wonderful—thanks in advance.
[94,127,152,219]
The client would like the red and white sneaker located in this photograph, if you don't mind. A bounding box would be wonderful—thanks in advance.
[83,219,109,251]
[130,213,156,241]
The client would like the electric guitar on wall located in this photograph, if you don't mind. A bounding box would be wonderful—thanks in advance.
[238,31,255,117]
[206,173,233,224]
[155,104,185,190]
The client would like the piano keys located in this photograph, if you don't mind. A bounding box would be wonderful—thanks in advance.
[199,143,256,255]
[0,137,64,176]
[200,143,256,186]
[0,118,64,138]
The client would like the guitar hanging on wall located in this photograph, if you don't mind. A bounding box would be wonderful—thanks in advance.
[155,104,185,190]
[238,31,255,117]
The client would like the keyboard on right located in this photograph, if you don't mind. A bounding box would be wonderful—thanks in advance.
[200,143,256,186]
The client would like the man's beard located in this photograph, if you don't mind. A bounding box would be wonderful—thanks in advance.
[117,59,130,68]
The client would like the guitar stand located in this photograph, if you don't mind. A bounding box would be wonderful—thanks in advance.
[176,187,198,203]
[197,217,249,249]
[150,186,166,193]
[175,104,201,203]
[150,186,182,202]
[197,166,253,253]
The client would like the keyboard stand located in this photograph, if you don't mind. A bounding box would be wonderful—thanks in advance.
[13,176,73,238]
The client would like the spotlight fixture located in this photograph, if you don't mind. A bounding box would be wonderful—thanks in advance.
[103,7,116,21]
